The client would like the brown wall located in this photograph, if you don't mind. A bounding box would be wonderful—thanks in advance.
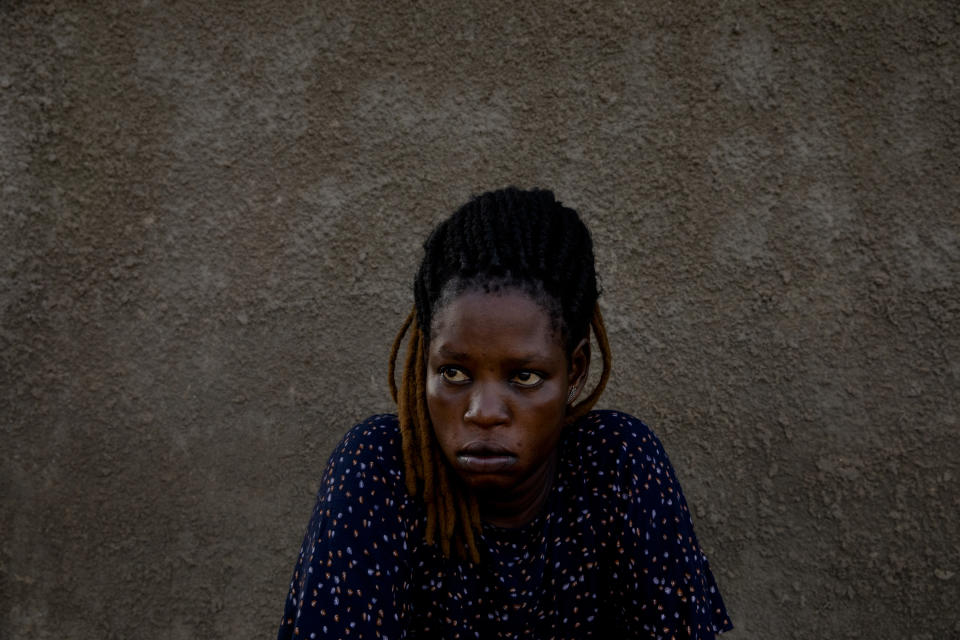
[2,2,958,638]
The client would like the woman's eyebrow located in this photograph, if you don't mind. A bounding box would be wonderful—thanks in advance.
[501,354,544,367]
[435,344,546,366]
[435,344,470,360]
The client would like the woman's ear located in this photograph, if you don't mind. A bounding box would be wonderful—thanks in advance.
[566,337,590,404]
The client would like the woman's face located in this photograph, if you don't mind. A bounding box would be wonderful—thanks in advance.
[425,288,588,521]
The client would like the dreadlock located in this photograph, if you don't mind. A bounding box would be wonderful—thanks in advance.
[388,187,612,564]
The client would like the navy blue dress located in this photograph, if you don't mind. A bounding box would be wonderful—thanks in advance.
[278,411,732,639]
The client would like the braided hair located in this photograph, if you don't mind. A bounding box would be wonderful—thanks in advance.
[388,187,612,563]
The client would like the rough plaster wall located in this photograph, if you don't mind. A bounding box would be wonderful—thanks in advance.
[1,1,957,638]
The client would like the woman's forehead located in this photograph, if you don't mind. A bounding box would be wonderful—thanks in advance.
[428,289,565,353]
[431,277,564,334]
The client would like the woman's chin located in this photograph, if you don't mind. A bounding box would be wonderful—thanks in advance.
[454,470,517,494]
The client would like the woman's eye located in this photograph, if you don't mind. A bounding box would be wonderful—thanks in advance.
[439,366,470,384]
[511,371,544,387]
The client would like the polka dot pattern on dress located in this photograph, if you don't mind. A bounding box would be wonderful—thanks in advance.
[278,411,732,639]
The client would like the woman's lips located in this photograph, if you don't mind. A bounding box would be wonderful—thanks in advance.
[456,442,517,473]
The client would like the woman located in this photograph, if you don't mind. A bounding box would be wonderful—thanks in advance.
[277,188,732,638]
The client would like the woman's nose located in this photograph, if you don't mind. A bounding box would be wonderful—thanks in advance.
[464,383,508,427]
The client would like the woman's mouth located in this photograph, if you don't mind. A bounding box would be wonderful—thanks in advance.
[455,442,517,473]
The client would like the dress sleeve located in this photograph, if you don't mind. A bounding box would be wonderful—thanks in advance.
[277,417,413,640]
[609,414,733,639]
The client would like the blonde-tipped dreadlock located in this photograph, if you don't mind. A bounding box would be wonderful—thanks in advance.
[388,188,613,565]
[388,310,481,562]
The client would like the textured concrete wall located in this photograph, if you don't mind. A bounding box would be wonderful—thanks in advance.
[2,2,957,638]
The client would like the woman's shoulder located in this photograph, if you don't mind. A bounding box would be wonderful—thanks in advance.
[334,413,402,453]
[567,413,733,636]
[318,414,407,502]
[568,409,666,458]
[562,410,677,492]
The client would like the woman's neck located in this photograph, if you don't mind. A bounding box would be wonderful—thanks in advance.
[477,449,559,529]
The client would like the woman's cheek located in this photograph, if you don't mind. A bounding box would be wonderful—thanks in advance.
[426,386,458,428]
